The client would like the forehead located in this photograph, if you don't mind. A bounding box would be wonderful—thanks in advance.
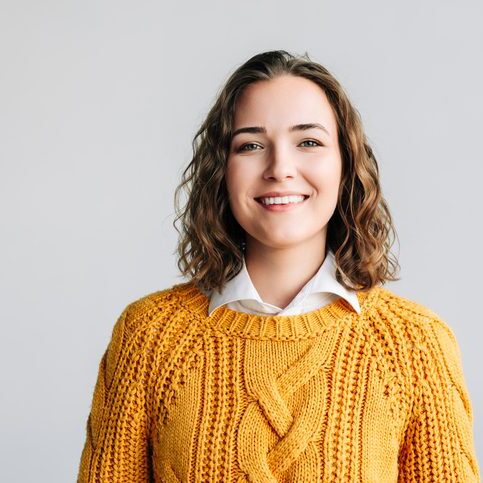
[233,75,337,134]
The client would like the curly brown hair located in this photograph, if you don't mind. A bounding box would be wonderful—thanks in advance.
[173,50,400,294]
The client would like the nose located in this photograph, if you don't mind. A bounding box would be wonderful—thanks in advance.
[263,144,297,181]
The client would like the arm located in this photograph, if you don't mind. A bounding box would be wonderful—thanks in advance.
[77,303,152,482]
[398,316,480,482]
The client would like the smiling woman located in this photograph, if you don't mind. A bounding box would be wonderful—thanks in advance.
[174,52,400,297]
[224,74,343,293]
[77,50,480,482]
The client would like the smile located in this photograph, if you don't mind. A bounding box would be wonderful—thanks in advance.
[255,195,309,212]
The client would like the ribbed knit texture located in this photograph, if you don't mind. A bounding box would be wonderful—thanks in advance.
[77,282,480,482]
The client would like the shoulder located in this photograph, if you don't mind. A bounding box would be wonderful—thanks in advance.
[370,285,462,371]
[363,285,460,365]
[119,282,192,328]
[112,281,202,346]
[373,285,456,338]
[123,282,186,314]
[373,285,440,320]
[364,287,468,409]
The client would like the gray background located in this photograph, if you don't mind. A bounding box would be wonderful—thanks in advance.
[1,1,481,481]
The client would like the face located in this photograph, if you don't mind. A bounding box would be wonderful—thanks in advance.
[225,74,343,253]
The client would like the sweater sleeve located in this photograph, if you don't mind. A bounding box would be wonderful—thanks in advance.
[77,303,152,482]
[398,316,480,482]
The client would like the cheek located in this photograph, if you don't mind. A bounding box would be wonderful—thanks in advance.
[306,157,342,192]
[224,163,246,219]
[225,160,256,199]
[224,162,237,201]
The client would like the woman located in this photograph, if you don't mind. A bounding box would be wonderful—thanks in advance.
[77,50,480,482]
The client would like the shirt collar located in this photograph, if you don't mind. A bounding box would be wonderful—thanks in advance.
[208,249,361,316]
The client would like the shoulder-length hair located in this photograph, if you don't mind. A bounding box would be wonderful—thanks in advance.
[173,50,400,294]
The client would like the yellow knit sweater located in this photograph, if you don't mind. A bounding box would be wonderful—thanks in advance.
[77,282,480,482]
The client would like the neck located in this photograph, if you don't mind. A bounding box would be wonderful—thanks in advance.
[244,234,327,309]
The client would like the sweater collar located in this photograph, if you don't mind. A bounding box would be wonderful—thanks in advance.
[207,249,361,317]
[174,281,380,341]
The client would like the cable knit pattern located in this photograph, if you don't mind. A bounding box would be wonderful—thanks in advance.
[237,330,340,481]
[77,282,480,482]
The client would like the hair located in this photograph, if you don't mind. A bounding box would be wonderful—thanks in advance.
[172,49,401,294]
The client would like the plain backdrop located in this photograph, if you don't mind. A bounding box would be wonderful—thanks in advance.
[0,0,482,481]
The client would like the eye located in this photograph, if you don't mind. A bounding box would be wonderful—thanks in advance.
[300,139,322,147]
[236,143,262,152]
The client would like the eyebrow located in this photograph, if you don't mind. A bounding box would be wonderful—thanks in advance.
[231,122,330,139]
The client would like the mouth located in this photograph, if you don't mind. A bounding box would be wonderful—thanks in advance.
[254,195,310,205]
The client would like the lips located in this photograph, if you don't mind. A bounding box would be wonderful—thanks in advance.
[255,191,310,199]
[255,194,310,203]
[254,195,310,207]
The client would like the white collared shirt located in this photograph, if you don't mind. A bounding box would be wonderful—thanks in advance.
[201,249,361,316]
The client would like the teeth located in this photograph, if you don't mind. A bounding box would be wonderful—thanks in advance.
[260,195,305,205]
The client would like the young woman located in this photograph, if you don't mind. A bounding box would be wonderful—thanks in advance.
[78,51,480,482]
